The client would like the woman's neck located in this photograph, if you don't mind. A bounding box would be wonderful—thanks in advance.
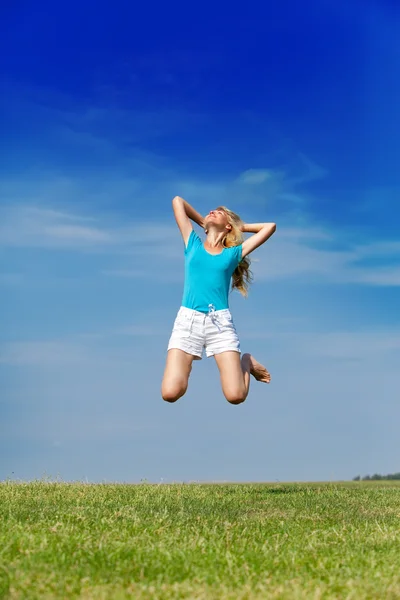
[205,230,225,248]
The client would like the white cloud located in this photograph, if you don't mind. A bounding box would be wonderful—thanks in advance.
[234,154,328,209]
[1,81,198,151]
[0,339,136,368]
[112,324,170,336]
[0,205,108,248]
[352,267,400,286]
[0,341,90,367]
[0,321,172,367]
[252,227,400,286]
[1,202,399,287]
[303,330,400,359]
[238,169,274,184]
[353,240,400,259]
[290,153,328,185]
[0,204,176,253]
[279,330,400,360]
[43,224,112,243]
[2,326,399,369]
[102,268,183,282]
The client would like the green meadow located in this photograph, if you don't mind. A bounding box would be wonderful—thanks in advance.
[1,481,400,599]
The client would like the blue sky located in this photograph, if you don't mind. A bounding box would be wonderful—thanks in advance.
[1,0,399,482]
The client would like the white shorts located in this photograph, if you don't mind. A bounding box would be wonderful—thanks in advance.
[167,306,241,360]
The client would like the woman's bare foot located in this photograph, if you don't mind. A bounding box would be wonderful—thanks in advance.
[249,355,271,383]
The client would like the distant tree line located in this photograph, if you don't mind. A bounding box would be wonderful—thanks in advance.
[353,472,400,481]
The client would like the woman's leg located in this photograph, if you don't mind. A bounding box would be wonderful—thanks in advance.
[214,351,271,405]
[161,349,196,402]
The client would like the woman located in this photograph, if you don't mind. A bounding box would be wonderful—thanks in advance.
[162,195,276,405]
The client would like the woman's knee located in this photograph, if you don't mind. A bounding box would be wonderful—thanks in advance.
[161,380,188,403]
[224,388,247,405]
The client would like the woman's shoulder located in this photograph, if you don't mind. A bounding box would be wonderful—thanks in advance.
[225,242,242,253]
[185,229,203,253]
[225,242,243,263]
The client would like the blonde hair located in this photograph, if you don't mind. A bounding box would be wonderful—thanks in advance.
[218,206,253,297]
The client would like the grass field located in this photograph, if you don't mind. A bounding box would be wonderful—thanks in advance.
[1,481,400,599]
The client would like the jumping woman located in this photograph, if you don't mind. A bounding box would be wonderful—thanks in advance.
[162,196,276,405]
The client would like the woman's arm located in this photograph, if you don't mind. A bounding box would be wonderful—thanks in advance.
[172,196,205,246]
[180,197,205,229]
[241,222,276,258]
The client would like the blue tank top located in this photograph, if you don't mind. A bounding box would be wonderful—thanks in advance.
[181,230,243,313]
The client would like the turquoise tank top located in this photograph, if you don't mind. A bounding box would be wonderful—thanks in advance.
[181,230,243,313]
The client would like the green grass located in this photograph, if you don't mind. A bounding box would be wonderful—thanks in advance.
[1,481,400,599]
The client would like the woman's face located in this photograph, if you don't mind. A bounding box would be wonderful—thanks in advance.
[204,209,231,231]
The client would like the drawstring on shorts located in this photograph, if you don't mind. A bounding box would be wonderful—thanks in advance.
[207,303,222,331]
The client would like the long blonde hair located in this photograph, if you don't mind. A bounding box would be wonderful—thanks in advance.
[218,206,253,297]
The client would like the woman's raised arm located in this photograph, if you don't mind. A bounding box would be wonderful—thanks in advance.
[172,196,205,246]
[241,222,276,258]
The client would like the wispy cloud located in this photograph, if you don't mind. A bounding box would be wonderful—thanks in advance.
[300,330,400,360]
[102,268,183,282]
[233,154,328,207]
[238,169,275,184]
[2,326,399,368]
[1,202,399,286]
[353,267,400,286]
[290,154,328,186]
[254,228,400,286]
[1,81,198,150]
[0,206,109,248]
[112,324,170,336]
[102,224,400,287]
[0,204,177,253]
[0,340,92,367]
[0,322,171,367]
[0,339,134,368]
[243,329,400,360]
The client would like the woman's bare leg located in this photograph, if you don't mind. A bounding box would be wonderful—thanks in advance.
[214,351,270,405]
[161,349,196,402]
